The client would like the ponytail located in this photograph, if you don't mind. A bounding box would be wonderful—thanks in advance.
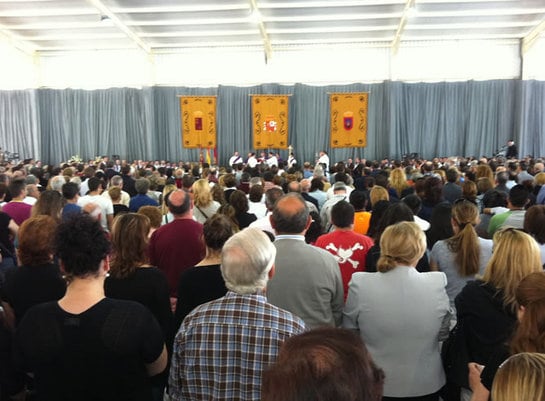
[448,222,480,276]
[448,200,481,277]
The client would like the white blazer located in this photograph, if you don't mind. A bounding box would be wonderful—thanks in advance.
[342,267,451,398]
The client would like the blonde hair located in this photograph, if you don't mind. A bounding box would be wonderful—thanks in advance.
[192,179,213,208]
[389,168,409,198]
[482,228,542,312]
[174,168,184,178]
[534,172,545,186]
[434,169,446,182]
[108,186,121,202]
[475,164,495,188]
[447,200,480,276]
[370,186,389,207]
[377,222,426,273]
[161,184,177,216]
[491,353,545,401]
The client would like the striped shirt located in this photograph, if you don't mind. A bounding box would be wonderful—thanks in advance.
[169,291,305,401]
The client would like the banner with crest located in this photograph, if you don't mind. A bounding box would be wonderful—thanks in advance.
[180,96,217,148]
[251,95,289,149]
[329,92,368,148]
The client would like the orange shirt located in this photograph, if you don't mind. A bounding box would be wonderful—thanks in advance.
[353,211,371,235]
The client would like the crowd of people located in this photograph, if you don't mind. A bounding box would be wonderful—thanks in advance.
[0,149,545,401]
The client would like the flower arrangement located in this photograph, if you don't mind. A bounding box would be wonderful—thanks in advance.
[67,154,83,164]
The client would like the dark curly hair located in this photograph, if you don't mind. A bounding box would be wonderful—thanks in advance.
[55,214,111,278]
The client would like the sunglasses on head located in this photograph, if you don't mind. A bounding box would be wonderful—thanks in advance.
[454,198,477,206]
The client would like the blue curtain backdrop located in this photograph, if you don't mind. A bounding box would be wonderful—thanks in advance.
[0,80,543,165]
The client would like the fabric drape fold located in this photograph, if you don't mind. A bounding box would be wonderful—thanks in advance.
[0,80,542,164]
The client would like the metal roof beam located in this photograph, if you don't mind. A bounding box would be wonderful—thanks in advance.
[0,23,36,56]
[249,0,272,63]
[85,0,151,54]
[391,0,415,54]
[522,17,545,54]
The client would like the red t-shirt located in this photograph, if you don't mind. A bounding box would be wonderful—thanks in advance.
[315,230,374,301]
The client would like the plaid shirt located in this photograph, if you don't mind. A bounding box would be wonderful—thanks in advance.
[169,291,305,401]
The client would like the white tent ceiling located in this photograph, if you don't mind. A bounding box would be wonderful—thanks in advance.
[1,0,544,60]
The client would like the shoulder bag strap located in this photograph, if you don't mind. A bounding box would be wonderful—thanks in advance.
[195,205,209,220]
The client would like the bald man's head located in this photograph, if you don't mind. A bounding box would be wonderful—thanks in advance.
[300,179,311,192]
[168,189,191,216]
[270,193,310,235]
[287,181,301,193]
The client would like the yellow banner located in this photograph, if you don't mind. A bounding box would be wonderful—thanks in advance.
[330,92,368,148]
[180,96,217,148]
[251,95,289,149]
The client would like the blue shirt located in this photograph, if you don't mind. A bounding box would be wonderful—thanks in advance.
[62,203,82,221]
[537,185,545,205]
[128,194,159,212]
[169,291,305,401]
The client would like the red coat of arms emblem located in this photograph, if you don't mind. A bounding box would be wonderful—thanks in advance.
[264,116,277,132]
[194,111,203,131]
[343,111,354,131]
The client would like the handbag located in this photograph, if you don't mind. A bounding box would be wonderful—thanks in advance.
[441,320,470,392]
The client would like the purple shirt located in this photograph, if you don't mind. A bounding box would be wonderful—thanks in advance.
[2,201,32,225]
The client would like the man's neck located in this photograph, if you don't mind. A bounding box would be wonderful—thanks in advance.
[173,212,192,220]
[335,226,353,232]
[275,232,305,237]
